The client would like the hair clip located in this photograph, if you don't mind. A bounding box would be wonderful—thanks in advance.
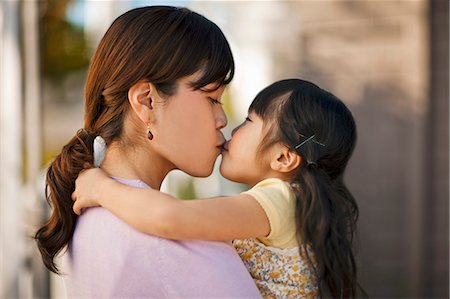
[93,136,106,167]
[307,160,318,167]
[294,134,325,150]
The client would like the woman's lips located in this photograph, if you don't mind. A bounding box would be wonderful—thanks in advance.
[221,141,229,152]
[216,140,226,153]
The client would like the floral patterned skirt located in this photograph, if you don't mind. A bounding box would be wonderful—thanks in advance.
[233,238,319,299]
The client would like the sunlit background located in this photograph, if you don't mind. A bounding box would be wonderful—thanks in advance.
[0,0,448,298]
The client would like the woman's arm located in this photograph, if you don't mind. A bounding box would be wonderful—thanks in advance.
[72,168,270,241]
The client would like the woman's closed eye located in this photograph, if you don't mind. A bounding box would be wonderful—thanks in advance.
[208,97,222,105]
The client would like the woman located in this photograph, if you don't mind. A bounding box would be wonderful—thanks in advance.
[35,6,261,298]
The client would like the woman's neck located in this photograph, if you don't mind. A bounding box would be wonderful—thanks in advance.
[99,142,174,190]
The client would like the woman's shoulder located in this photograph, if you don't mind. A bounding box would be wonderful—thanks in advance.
[75,207,243,253]
[74,207,160,245]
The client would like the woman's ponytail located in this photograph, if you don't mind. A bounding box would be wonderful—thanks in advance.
[35,129,95,274]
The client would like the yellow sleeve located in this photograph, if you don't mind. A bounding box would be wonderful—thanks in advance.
[242,178,298,249]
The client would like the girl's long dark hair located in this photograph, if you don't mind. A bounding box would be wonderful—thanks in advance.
[250,79,365,298]
[35,6,234,274]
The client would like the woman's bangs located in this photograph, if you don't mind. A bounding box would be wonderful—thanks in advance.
[190,25,234,90]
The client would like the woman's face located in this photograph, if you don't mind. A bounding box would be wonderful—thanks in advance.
[152,74,227,177]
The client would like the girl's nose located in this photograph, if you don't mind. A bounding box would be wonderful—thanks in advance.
[231,124,241,136]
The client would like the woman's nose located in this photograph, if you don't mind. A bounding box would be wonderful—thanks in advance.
[215,106,228,129]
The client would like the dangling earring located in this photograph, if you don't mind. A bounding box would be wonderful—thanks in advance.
[147,124,153,140]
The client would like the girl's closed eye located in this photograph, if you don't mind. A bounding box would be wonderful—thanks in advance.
[245,116,252,122]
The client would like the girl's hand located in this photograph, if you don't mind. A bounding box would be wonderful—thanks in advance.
[72,167,111,215]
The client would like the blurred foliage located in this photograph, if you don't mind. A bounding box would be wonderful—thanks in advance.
[221,88,236,123]
[176,177,197,200]
[39,0,89,82]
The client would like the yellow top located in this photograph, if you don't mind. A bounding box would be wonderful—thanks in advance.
[243,178,298,248]
[234,178,318,298]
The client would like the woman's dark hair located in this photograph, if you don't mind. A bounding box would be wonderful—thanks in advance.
[35,6,234,274]
[249,79,365,298]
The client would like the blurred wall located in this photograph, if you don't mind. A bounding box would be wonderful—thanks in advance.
[424,0,449,296]
[0,1,25,298]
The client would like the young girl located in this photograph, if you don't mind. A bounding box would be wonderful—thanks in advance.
[72,79,364,298]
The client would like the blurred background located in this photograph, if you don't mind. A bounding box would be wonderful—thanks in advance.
[0,0,448,298]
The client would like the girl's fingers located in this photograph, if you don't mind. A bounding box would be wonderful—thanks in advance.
[73,201,82,215]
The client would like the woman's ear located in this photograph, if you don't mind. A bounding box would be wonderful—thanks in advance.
[128,81,159,124]
[270,144,301,173]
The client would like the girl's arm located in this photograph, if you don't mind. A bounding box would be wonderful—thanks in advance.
[72,168,270,241]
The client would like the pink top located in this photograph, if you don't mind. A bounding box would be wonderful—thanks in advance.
[65,178,261,298]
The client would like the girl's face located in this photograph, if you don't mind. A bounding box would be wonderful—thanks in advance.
[153,75,227,177]
[220,112,273,186]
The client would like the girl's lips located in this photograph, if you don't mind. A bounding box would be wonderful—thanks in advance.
[217,141,227,153]
[222,141,230,151]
